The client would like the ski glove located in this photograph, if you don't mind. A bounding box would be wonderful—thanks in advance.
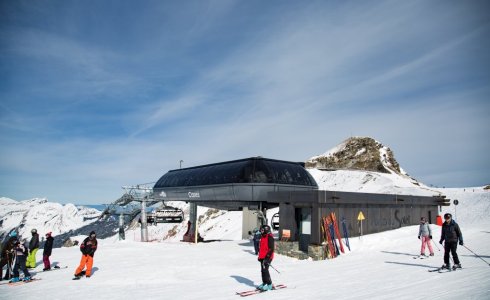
[418,236,420,239]
[429,235,432,239]
[439,240,443,245]
[459,241,463,246]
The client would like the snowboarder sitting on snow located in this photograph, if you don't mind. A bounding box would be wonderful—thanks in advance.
[257,224,274,291]
[26,228,39,269]
[10,238,32,282]
[0,231,18,281]
[439,213,463,270]
[43,232,54,271]
[74,231,98,278]
[418,217,434,257]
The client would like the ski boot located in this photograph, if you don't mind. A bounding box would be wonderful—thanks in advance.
[262,284,273,291]
[23,276,31,281]
[452,263,462,270]
[441,264,450,270]
[429,253,434,256]
[9,277,20,283]
[257,283,265,290]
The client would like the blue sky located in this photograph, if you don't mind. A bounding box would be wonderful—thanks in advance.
[1,0,489,204]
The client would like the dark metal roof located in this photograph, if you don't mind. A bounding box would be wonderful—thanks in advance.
[154,157,318,188]
[152,157,318,210]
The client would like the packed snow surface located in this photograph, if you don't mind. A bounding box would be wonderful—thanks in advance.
[1,188,489,300]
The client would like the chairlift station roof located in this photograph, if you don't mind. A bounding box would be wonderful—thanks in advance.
[153,157,318,210]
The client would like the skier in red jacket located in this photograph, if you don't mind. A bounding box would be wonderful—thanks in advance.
[257,224,274,291]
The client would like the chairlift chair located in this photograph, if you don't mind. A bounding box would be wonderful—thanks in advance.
[148,205,184,224]
[271,212,280,230]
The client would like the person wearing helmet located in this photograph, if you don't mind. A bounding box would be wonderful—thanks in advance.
[43,232,54,271]
[74,231,98,279]
[10,237,32,282]
[26,229,40,269]
[418,217,434,257]
[257,224,274,291]
[439,213,463,270]
[0,231,18,281]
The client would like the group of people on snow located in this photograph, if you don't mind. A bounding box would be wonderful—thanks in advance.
[0,229,54,282]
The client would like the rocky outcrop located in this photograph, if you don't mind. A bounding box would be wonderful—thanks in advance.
[306,137,403,174]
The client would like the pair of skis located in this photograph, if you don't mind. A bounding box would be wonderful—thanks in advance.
[322,212,347,259]
[0,278,42,286]
[428,265,462,273]
[236,284,287,297]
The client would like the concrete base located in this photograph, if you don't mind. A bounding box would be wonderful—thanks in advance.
[275,241,325,260]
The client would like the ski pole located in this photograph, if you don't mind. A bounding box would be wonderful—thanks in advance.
[432,239,440,251]
[463,245,490,266]
[269,264,281,274]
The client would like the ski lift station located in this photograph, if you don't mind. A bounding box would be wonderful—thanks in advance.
[152,157,450,260]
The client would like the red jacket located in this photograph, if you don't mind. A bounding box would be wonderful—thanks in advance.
[258,234,274,261]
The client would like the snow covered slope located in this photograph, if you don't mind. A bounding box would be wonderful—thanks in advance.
[0,197,100,241]
[0,190,488,299]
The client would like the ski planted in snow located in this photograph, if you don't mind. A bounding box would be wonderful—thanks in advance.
[327,216,340,256]
[322,217,336,259]
[330,212,345,254]
[341,217,351,251]
[236,284,287,297]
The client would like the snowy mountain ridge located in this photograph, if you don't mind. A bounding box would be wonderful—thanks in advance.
[0,197,100,242]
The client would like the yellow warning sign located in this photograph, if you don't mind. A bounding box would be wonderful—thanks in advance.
[357,211,365,221]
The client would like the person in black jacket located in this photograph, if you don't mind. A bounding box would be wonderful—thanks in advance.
[26,229,39,269]
[439,213,463,270]
[43,232,54,271]
[0,231,18,281]
[74,231,98,278]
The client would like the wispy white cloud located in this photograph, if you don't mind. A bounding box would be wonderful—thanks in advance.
[1,0,489,203]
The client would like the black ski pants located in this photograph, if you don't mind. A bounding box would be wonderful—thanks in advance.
[444,241,460,265]
[12,255,31,278]
[260,260,272,285]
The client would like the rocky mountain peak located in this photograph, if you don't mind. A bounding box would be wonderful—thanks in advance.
[305,137,403,174]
